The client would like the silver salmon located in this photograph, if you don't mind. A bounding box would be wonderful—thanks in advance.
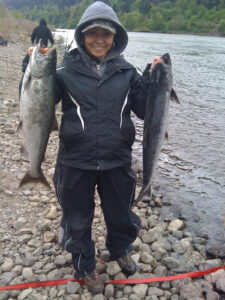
[18,44,57,188]
[135,53,179,205]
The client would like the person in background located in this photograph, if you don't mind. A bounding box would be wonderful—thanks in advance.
[53,1,156,295]
[31,18,54,47]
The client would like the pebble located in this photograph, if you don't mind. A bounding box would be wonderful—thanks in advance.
[168,219,184,231]
[207,246,225,258]
[104,284,114,298]
[66,282,81,294]
[43,231,56,243]
[22,267,35,281]
[45,205,58,220]
[17,288,33,300]
[2,258,14,272]
[132,284,148,297]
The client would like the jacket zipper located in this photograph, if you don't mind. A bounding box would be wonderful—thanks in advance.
[96,64,101,170]
[94,65,132,170]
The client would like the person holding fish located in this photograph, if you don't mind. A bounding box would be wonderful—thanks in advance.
[20,1,177,295]
[51,1,153,294]
[52,1,177,294]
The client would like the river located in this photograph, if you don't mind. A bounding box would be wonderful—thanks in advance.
[54,30,225,246]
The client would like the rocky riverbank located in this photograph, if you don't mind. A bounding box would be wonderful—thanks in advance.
[0,41,225,300]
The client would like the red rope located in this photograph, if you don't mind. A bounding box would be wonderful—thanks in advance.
[0,265,224,290]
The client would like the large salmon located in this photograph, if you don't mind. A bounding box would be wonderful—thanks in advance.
[18,44,57,188]
[135,53,179,205]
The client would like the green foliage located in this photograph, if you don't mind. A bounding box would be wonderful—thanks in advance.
[1,0,225,36]
[0,3,7,18]
[121,11,148,31]
[218,19,225,35]
[12,10,23,19]
[149,6,167,32]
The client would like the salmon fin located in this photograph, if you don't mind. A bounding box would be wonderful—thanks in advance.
[20,144,29,161]
[51,115,59,131]
[133,182,152,207]
[165,131,169,140]
[19,170,51,189]
[17,121,22,133]
[170,88,180,104]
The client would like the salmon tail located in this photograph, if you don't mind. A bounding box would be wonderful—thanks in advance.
[133,182,152,207]
[19,170,51,189]
[51,115,59,131]
[170,88,180,104]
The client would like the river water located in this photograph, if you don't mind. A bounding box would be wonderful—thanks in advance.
[54,30,225,246]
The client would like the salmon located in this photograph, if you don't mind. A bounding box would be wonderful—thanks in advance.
[135,53,179,205]
[18,43,57,188]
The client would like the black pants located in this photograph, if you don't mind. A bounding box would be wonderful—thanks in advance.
[53,164,140,278]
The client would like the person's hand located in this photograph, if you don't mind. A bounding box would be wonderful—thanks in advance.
[27,47,35,56]
[40,48,49,54]
[149,56,164,72]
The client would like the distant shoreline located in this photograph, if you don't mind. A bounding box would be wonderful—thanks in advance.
[54,27,224,38]
[134,30,225,38]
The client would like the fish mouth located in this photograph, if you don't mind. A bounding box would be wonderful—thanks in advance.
[38,46,56,57]
[34,39,56,57]
[32,45,56,63]
[29,43,57,77]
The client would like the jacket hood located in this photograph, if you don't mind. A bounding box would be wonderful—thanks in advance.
[75,1,128,59]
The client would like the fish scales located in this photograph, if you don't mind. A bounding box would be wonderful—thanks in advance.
[19,44,57,188]
[135,53,179,205]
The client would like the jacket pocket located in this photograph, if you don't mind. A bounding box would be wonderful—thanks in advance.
[59,111,84,147]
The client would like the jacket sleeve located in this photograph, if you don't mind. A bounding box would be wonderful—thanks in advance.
[129,64,151,120]
[22,54,30,73]
[48,28,54,45]
[55,72,64,104]
[31,28,36,44]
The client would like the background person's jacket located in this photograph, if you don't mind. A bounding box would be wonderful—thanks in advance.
[55,1,151,171]
[31,20,54,47]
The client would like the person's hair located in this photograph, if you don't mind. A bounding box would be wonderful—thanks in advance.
[39,19,47,26]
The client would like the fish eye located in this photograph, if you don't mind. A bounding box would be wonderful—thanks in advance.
[164,58,169,65]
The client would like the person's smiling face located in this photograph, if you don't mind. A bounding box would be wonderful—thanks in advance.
[83,27,115,59]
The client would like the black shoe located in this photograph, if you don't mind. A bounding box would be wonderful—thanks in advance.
[83,270,104,294]
[116,254,137,276]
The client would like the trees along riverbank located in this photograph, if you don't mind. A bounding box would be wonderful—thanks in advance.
[1,0,225,37]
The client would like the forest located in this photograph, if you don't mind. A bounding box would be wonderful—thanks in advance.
[1,0,225,35]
